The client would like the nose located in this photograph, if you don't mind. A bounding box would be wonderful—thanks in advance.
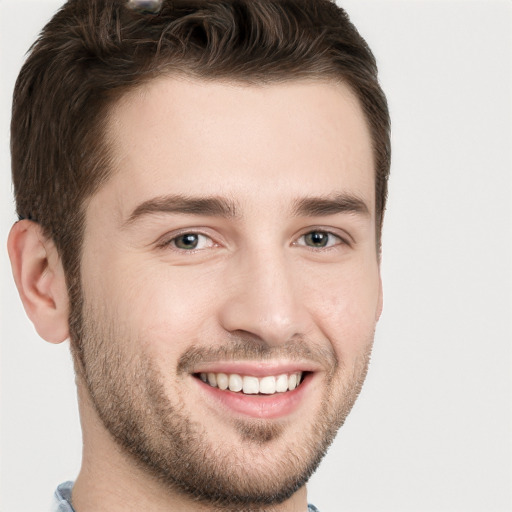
[217,248,309,347]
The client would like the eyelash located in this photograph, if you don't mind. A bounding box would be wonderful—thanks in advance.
[158,228,351,253]
[157,231,217,252]
[294,230,349,250]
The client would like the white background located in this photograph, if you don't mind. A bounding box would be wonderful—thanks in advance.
[1,1,510,511]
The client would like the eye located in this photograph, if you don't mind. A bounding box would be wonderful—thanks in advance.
[168,233,215,251]
[297,230,344,249]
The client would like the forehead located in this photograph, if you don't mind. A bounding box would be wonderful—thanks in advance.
[99,76,374,219]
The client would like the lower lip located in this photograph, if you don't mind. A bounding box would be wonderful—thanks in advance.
[195,374,312,419]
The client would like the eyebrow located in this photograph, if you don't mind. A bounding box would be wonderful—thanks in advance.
[123,194,239,226]
[291,193,370,217]
[123,191,370,227]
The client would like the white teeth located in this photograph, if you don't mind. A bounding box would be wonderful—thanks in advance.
[207,373,217,387]
[228,373,243,392]
[288,373,298,391]
[259,376,276,394]
[242,376,259,394]
[200,371,304,395]
[216,372,229,390]
[275,374,288,392]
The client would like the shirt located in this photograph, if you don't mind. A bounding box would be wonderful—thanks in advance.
[52,481,321,511]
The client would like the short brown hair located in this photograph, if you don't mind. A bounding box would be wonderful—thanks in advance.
[11,0,390,290]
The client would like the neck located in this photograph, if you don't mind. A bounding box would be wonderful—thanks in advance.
[72,384,309,512]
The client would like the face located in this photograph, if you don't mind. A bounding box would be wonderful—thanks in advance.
[75,77,382,507]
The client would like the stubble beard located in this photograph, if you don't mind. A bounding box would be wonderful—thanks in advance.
[69,294,374,510]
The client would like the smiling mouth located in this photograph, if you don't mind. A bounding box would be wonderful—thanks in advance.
[194,372,306,395]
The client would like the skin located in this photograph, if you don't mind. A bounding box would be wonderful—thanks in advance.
[8,77,382,512]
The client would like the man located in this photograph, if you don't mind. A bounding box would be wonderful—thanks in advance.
[7,0,390,510]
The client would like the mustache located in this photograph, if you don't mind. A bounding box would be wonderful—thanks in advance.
[177,333,338,375]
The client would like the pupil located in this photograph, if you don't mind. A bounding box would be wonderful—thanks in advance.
[176,234,198,249]
[308,232,328,247]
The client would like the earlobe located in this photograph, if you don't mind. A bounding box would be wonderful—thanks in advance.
[7,220,70,344]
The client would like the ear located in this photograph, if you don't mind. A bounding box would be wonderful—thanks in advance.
[7,220,69,343]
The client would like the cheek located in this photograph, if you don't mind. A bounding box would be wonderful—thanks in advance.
[109,264,222,359]
[303,260,381,356]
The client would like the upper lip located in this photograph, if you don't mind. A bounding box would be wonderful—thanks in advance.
[190,360,320,377]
